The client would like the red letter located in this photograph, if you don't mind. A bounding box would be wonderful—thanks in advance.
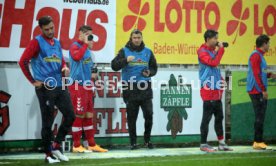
[204,2,220,31]
[165,0,182,33]
[0,91,11,136]
[86,10,108,51]
[106,109,120,134]
[0,0,35,47]
[154,0,165,32]
[182,0,194,33]
[194,1,205,33]
[254,4,263,35]
[120,108,128,133]
[95,72,105,98]
[93,109,106,134]
[263,5,276,36]
[59,9,86,50]
[107,72,121,98]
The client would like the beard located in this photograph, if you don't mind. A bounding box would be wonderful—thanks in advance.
[45,33,54,39]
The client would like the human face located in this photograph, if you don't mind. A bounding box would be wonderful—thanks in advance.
[79,30,93,42]
[206,34,218,48]
[263,41,270,52]
[41,22,55,39]
[131,33,143,46]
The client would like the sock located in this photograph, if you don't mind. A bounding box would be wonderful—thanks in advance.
[46,152,52,158]
[52,142,61,150]
[83,118,96,147]
[83,140,89,148]
[218,136,225,144]
[72,117,83,148]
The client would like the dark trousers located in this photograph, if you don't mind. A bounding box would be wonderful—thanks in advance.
[35,86,75,153]
[249,94,267,142]
[126,99,153,145]
[200,100,224,144]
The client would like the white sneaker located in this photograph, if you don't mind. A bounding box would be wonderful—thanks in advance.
[218,143,233,151]
[200,144,217,152]
[45,155,60,164]
[52,149,69,162]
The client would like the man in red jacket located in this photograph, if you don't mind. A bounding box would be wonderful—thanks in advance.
[197,29,232,152]
[247,34,276,150]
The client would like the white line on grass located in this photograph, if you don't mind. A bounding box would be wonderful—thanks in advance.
[63,155,276,166]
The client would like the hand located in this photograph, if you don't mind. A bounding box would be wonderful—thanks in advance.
[62,67,70,77]
[142,70,150,77]
[91,73,98,80]
[217,42,224,48]
[271,73,276,79]
[127,56,135,62]
[88,41,93,50]
[33,81,43,88]
[83,34,89,44]
[262,91,268,100]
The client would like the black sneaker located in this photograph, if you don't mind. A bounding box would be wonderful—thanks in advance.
[145,142,154,149]
[130,144,139,150]
[45,155,60,164]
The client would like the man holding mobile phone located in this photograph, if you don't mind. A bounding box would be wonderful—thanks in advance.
[111,29,158,150]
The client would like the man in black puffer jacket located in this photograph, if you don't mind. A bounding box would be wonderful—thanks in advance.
[111,29,158,150]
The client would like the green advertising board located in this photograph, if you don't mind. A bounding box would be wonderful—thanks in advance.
[231,71,276,142]
[160,85,192,108]
[160,74,193,138]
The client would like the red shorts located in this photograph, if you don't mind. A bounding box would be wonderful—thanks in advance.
[68,83,95,115]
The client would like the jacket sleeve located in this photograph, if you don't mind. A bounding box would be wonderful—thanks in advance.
[111,48,128,71]
[69,43,88,61]
[148,51,158,77]
[198,47,224,67]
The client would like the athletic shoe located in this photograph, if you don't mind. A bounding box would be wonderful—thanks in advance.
[200,144,217,152]
[45,155,60,164]
[87,144,108,152]
[130,144,139,150]
[52,149,69,162]
[73,145,92,153]
[84,147,93,153]
[145,142,154,149]
[218,143,233,151]
[253,142,267,150]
